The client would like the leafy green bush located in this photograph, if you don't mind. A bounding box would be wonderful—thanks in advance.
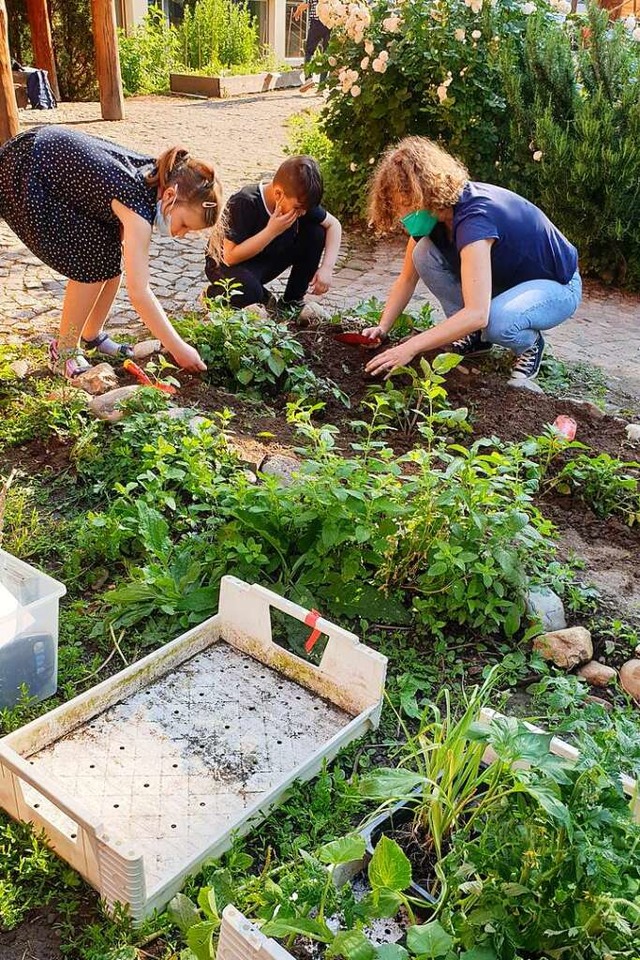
[300,0,640,286]
[178,0,260,71]
[118,7,180,95]
[555,451,640,524]
[173,305,348,405]
[500,4,640,286]
[82,394,555,639]
[118,0,266,94]
[440,732,640,957]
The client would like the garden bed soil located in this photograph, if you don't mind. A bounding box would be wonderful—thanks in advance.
[6,332,639,627]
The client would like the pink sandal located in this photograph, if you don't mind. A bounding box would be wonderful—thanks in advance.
[48,340,92,380]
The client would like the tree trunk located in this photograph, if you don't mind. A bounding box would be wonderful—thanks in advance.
[25,0,60,100]
[598,0,623,18]
[0,0,19,143]
[91,0,124,120]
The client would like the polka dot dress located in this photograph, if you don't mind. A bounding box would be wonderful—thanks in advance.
[0,126,158,283]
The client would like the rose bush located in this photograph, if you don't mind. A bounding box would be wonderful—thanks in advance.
[296,0,640,286]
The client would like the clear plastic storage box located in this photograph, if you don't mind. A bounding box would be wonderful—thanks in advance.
[0,549,66,709]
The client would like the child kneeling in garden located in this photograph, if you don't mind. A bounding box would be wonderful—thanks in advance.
[204,155,342,322]
[363,137,582,384]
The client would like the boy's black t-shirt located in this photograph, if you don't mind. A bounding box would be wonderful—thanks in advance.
[225,183,327,261]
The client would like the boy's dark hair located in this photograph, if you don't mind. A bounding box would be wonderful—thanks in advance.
[273,155,323,209]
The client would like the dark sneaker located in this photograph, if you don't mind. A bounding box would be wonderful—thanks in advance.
[451,330,493,357]
[510,334,545,381]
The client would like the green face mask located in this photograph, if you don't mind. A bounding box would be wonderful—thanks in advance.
[401,209,438,238]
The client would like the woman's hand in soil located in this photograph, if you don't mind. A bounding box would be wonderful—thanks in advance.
[365,339,417,378]
[170,340,207,373]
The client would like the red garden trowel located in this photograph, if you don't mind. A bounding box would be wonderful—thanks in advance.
[333,332,382,349]
[123,359,177,395]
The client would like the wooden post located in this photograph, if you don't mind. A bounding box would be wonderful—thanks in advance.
[91,0,125,120]
[0,0,19,144]
[26,0,60,101]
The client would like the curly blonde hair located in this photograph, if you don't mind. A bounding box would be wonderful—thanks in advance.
[368,137,469,234]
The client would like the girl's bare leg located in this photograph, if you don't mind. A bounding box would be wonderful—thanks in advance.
[81,275,122,342]
[57,279,105,355]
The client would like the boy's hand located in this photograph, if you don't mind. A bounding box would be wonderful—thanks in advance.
[293,2,308,20]
[309,265,332,294]
[267,205,299,238]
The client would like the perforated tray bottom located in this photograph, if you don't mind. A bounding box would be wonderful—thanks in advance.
[25,644,350,892]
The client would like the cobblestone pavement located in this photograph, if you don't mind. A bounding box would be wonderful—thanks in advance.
[1,95,639,401]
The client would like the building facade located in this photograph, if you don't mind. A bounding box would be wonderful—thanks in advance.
[115,0,307,62]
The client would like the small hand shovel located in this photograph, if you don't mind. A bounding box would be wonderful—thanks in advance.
[123,359,177,395]
[334,332,382,348]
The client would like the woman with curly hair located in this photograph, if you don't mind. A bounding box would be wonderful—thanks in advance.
[363,137,581,383]
[0,126,223,378]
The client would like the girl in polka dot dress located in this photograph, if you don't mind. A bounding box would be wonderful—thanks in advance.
[0,126,223,377]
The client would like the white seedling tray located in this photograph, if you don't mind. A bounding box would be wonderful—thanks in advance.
[0,577,387,921]
[219,905,294,960]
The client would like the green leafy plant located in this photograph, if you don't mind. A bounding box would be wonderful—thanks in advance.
[174,306,348,405]
[117,7,180,95]
[438,749,640,958]
[178,0,260,72]
[365,355,470,444]
[554,452,640,523]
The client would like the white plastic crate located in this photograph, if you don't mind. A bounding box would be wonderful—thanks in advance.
[0,548,66,709]
[218,905,294,959]
[0,577,387,921]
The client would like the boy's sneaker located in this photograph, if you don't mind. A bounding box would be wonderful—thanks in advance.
[510,334,545,381]
[48,339,92,380]
[451,330,493,357]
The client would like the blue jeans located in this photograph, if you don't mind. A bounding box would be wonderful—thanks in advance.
[412,237,582,355]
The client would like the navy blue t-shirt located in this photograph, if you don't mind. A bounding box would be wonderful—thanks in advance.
[435,182,578,296]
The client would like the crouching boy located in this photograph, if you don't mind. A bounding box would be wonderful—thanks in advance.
[205,155,341,321]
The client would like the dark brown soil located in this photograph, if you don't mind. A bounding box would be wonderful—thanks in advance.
[0,910,62,960]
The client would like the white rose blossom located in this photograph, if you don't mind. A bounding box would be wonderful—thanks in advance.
[521,2,536,14]
[361,56,370,69]
[472,29,482,39]
[464,0,483,13]
[369,157,375,164]
[364,39,374,54]
[372,57,388,72]
[328,55,337,66]
[633,26,640,41]
[350,162,358,171]
[351,84,361,96]
[533,150,543,161]
[454,28,466,41]
[382,14,402,32]
[378,49,389,62]
[436,84,449,102]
